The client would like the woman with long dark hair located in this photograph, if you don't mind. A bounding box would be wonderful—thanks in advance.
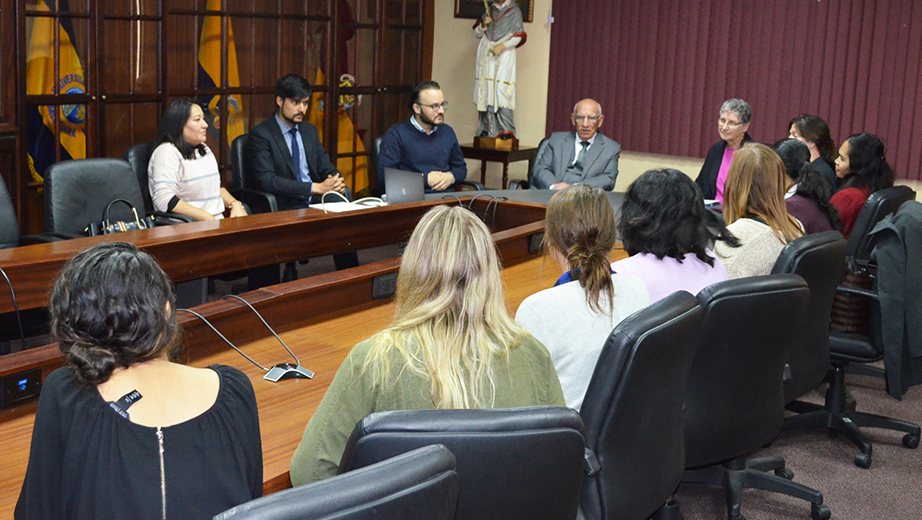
[774,138,840,234]
[788,114,838,190]
[516,185,651,411]
[149,98,247,221]
[831,133,896,238]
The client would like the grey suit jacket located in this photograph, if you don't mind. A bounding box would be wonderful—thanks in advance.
[530,131,621,191]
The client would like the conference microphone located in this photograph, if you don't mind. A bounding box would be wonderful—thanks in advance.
[179,296,315,383]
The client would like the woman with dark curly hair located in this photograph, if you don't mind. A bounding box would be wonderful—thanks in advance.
[774,138,840,234]
[16,242,262,520]
[613,168,737,301]
[832,133,896,238]
[788,114,838,191]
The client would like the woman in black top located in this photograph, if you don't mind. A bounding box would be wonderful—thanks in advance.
[774,138,840,234]
[16,242,262,520]
[788,114,838,192]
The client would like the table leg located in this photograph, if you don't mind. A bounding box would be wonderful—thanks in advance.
[502,163,509,189]
[480,161,488,185]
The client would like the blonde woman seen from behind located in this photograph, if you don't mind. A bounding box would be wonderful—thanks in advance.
[516,185,651,411]
[289,205,564,486]
[715,143,804,278]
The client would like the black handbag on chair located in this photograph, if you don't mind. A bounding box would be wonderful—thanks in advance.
[87,199,155,236]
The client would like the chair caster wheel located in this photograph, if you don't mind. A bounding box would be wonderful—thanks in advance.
[854,453,872,468]
[811,503,831,520]
[902,433,919,449]
[774,467,794,480]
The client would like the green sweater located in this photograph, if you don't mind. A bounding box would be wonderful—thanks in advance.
[289,334,565,486]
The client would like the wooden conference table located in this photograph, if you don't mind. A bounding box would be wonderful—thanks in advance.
[0,194,628,517]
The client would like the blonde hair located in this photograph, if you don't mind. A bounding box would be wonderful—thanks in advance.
[364,205,527,409]
[544,185,616,314]
[724,143,804,244]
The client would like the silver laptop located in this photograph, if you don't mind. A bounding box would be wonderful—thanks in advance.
[384,167,425,204]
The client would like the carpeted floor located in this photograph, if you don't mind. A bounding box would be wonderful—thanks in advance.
[675,371,922,519]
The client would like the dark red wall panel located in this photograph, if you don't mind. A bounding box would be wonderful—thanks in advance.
[547,0,922,180]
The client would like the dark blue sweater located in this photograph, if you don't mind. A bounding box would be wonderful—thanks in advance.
[376,119,467,190]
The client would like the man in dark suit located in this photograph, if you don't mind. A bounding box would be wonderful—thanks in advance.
[247,74,347,209]
[530,99,621,191]
[247,74,357,271]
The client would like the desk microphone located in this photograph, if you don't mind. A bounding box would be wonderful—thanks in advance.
[179,296,315,383]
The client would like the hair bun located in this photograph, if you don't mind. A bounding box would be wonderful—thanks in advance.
[66,342,118,386]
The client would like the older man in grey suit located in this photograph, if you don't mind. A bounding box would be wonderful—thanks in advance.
[530,99,620,190]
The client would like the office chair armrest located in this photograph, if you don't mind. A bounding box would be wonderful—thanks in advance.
[457,180,486,191]
[19,233,67,245]
[835,285,879,301]
[507,179,529,190]
[150,211,196,225]
[231,188,278,213]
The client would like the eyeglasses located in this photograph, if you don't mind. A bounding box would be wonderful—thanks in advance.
[718,118,744,129]
[574,115,601,123]
[417,101,449,111]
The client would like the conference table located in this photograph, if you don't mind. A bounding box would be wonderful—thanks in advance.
[0,191,629,517]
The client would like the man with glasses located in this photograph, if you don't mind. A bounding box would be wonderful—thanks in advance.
[530,99,621,191]
[247,74,346,209]
[376,80,467,192]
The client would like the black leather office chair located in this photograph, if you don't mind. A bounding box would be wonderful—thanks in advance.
[508,136,549,190]
[230,134,278,214]
[339,406,585,520]
[213,445,459,520]
[771,231,848,404]
[121,142,195,224]
[43,158,155,237]
[681,275,829,520]
[580,291,703,520]
[783,193,921,468]
[0,175,62,249]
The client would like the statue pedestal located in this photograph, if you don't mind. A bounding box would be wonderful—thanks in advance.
[474,136,519,151]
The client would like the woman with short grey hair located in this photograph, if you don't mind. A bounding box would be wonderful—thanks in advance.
[695,98,754,202]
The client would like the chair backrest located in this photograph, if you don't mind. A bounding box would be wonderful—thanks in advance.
[683,275,810,468]
[213,445,459,520]
[772,231,848,403]
[121,141,156,213]
[847,185,915,274]
[339,406,585,520]
[44,158,148,236]
[370,135,385,194]
[528,136,551,185]
[579,291,703,520]
[230,134,251,191]
[0,174,20,249]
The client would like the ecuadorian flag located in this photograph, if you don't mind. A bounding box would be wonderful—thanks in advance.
[198,0,245,144]
[25,0,86,185]
[307,69,370,195]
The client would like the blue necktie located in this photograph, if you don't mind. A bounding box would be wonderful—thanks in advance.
[289,127,302,180]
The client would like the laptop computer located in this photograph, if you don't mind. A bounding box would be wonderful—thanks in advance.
[384,167,426,205]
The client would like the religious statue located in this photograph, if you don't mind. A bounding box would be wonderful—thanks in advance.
[473,0,526,138]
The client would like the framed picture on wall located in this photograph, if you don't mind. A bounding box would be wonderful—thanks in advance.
[454,0,534,23]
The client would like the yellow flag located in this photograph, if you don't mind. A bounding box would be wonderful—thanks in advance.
[307,69,369,194]
[26,0,86,183]
[198,0,245,143]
